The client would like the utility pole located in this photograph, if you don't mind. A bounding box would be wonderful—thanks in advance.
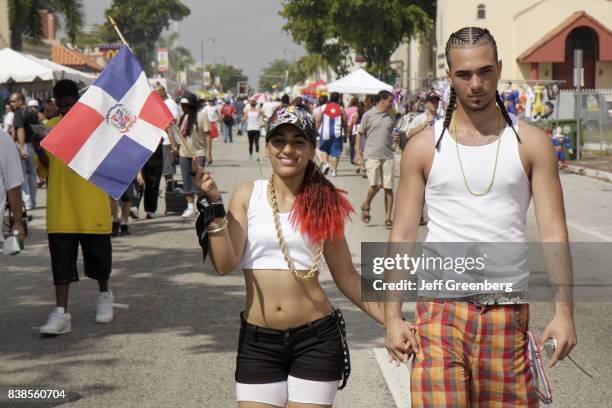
[574,49,583,161]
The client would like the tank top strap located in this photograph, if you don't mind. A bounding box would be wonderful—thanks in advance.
[248,179,268,213]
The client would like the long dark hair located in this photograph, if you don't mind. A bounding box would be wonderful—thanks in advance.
[179,105,198,136]
[437,27,520,150]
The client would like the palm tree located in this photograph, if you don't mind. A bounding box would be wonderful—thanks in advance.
[8,0,84,51]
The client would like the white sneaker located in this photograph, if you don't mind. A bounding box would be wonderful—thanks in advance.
[95,291,114,323]
[39,307,71,336]
[331,169,337,177]
[181,208,195,218]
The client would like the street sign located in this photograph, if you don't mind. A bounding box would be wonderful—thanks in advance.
[157,48,168,73]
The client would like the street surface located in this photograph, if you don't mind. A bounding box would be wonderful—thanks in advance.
[1,135,611,407]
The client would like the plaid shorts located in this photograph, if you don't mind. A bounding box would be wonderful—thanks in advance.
[411,300,539,408]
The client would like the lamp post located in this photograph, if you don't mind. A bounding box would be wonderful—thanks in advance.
[201,36,215,88]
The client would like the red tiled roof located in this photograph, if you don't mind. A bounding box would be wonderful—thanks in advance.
[52,43,102,72]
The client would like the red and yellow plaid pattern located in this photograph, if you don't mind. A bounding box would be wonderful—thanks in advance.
[411,300,539,407]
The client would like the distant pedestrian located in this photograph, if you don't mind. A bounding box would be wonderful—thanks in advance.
[315,92,347,177]
[235,97,246,135]
[0,128,25,244]
[221,98,236,143]
[243,98,263,161]
[155,85,180,187]
[11,92,40,209]
[354,90,398,228]
[178,94,212,218]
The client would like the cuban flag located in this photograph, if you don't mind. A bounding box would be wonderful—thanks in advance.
[319,102,342,141]
[41,46,173,199]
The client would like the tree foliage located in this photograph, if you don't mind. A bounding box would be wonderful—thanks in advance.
[8,0,85,50]
[100,0,190,74]
[201,64,247,93]
[280,0,431,78]
[279,1,351,76]
[258,59,306,92]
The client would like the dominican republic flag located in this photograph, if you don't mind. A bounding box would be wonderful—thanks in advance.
[41,46,173,199]
[319,103,342,141]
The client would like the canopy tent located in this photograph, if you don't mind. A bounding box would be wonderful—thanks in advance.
[327,68,393,94]
[0,48,95,86]
[24,55,96,85]
[0,48,55,84]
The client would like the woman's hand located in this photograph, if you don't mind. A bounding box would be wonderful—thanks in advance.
[196,169,221,202]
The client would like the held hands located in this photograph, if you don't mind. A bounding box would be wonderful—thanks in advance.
[385,317,420,366]
[540,312,577,368]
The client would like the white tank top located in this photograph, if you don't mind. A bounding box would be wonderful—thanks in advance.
[240,180,320,271]
[425,118,531,243]
[421,118,532,297]
[246,109,260,131]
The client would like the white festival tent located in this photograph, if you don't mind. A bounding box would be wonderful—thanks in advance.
[0,47,95,86]
[326,68,393,94]
[24,54,96,85]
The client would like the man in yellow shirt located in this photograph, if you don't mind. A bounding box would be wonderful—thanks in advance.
[39,80,114,336]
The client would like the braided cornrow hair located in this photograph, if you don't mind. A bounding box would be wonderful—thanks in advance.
[437,27,521,150]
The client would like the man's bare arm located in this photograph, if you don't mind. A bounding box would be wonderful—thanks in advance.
[384,128,434,362]
[521,122,576,366]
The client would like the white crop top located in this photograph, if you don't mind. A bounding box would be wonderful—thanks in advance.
[240,179,320,271]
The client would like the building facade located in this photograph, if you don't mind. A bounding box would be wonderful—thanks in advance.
[435,0,612,89]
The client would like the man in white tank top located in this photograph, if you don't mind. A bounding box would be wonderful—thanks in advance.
[384,27,576,407]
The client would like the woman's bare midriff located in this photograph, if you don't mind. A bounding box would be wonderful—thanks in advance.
[242,269,333,330]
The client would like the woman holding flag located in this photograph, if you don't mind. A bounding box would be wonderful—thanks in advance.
[196,106,384,407]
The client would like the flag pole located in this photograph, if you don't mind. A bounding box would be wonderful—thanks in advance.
[108,16,132,52]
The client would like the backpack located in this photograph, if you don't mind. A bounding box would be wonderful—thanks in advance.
[221,105,235,126]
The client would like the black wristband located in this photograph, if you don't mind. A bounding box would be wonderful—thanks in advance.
[197,195,226,218]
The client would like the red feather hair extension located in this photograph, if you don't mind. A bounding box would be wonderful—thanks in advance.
[289,161,353,244]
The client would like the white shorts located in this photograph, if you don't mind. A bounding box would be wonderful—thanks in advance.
[236,376,340,407]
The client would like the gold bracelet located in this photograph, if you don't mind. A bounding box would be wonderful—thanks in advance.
[207,223,228,234]
[206,217,228,233]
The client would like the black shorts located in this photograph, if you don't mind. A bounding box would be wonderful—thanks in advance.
[235,309,350,385]
[48,233,112,285]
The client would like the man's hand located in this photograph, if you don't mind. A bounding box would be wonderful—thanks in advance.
[354,154,363,166]
[540,312,577,367]
[385,317,419,366]
[136,172,144,186]
[206,154,213,166]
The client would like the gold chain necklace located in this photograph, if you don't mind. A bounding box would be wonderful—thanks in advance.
[452,111,504,197]
[268,175,323,280]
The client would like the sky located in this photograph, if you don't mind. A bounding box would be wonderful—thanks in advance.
[73,0,306,87]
